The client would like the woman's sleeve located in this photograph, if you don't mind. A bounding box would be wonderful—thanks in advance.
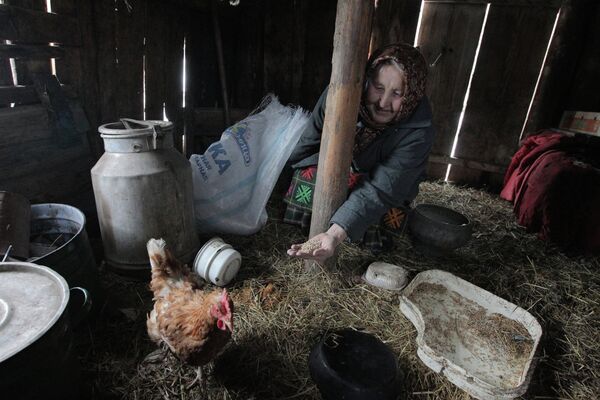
[287,87,328,165]
[330,126,435,242]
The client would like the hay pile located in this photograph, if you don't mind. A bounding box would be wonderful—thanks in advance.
[76,181,600,399]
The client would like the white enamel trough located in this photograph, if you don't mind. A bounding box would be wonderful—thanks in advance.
[400,269,542,400]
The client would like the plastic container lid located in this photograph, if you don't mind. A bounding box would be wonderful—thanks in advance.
[0,262,69,362]
[362,262,409,291]
[193,238,241,287]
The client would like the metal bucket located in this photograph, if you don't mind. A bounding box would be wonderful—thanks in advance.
[0,262,88,400]
[0,191,31,260]
[28,204,98,306]
[91,119,199,275]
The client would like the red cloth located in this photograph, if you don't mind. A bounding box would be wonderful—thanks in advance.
[501,130,600,254]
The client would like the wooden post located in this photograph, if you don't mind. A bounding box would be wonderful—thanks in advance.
[307,0,374,265]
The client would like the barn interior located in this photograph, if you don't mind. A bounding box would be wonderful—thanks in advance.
[0,0,599,399]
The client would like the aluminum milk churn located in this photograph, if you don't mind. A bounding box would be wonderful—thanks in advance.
[91,119,200,274]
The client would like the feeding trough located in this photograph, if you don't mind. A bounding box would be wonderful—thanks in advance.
[399,269,542,400]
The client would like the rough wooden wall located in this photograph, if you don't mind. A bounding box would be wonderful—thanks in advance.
[0,0,94,205]
[2,0,598,197]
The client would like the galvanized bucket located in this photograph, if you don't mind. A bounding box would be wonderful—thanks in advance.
[28,204,98,307]
[0,191,30,260]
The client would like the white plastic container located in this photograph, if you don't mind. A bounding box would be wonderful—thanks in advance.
[193,237,241,286]
[91,119,200,274]
[400,269,542,400]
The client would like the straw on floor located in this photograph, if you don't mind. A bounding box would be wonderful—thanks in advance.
[76,180,600,400]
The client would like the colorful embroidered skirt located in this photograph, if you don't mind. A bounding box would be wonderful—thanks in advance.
[283,166,407,253]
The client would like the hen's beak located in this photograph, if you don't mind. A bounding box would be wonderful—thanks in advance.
[224,319,233,332]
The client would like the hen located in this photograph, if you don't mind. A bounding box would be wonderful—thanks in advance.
[146,238,233,366]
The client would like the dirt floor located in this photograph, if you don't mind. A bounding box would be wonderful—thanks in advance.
[74,180,599,400]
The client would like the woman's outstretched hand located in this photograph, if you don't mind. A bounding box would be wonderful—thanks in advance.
[287,224,348,265]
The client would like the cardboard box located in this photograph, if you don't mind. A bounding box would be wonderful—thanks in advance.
[559,111,600,137]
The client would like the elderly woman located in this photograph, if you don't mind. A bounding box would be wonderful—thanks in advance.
[284,43,434,264]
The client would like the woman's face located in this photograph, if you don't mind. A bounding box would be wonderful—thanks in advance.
[365,64,406,125]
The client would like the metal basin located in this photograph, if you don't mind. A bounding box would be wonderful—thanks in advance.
[408,204,472,255]
[0,262,85,399]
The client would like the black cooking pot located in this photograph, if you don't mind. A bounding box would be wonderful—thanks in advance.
[408,203,472,256]
[308,329,401,400]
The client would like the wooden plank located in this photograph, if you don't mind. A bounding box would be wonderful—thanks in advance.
[309,0,374,243]
[4,0,48,86]
[164,5,190,152]
[371,0,422,51]
[0,84,74,105]
[263,0,295,104]
[452,4,559,182]
[300,0,337,109]
[563,3,600,112]
[0,104,49,142]
[144,0,168,120]
[94,0,118,124]
[186,5,217,109]
[0,43,64,59]
[523,0,594,133]
[0,58,12,87]
[0,103,92,193]
[0,136,90,180]
[0,4,80,45]
[425,161,449,180]
[425,0,562,6]
[1,155,93,203]
[114,0,144,120]
[50,0,77,16]
[291,0,308,104]
[74,0,103,158]
[418,2,487,157]
[51,0,81,89]
[228,0,263,109]
[429,153,506,173]
[193,107,251,135]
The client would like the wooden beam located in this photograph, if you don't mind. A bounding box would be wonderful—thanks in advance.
[0,43,65,59]
[424,0,562,7]
[308,0,374,254]
[0,4,80,46]
[428,154,507,174]
[0,84,74,104]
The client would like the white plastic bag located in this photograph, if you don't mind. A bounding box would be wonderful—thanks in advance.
[190,95,309,235]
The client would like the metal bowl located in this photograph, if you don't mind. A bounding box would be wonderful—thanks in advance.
[408,204,472,255]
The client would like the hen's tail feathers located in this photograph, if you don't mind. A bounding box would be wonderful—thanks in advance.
[147,238,187,293]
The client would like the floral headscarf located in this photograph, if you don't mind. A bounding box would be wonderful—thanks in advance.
[353,43,428,154]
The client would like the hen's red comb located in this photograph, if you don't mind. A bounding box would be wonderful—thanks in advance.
[221,289,232,314]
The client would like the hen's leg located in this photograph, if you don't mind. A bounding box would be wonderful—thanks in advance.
[186,366,204,389]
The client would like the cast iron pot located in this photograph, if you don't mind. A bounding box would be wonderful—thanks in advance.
[308,329,401,400]
[408,203,472,255]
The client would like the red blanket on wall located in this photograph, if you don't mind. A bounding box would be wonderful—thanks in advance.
[500,130,600,254]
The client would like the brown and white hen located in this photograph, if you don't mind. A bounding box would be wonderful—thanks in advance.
[146,238,233,367]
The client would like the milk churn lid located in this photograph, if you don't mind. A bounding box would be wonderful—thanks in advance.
[0,262,69,362]
[98,118,174,139]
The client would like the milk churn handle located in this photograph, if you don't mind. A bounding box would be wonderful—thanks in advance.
[152,125,163,150]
